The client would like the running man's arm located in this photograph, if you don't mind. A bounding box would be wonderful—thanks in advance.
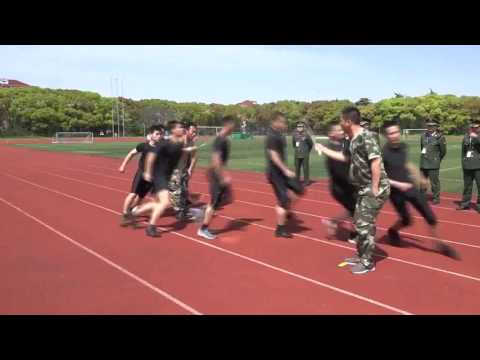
[211,150,227,182]
[389,179,413,192]
[188,149,198,176]
[268,150,295,178]
[143,152,156,182]
[314,143,347,162]
[406,162,427,188]
[370,157,381,196]
[119,148,139,173]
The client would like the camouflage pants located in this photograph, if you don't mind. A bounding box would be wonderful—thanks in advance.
[353,188,390,266]
[168,169,190,213]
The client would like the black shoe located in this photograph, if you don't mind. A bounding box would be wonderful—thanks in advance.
[456,204,470,210]
[387,228,402,245]
[176,211,189,221]
[275,228,292,238]
[146,225,160,237]
[432,199,440,205]
[120,211,135,227]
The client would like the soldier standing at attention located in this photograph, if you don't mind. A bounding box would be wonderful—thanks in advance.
[457,121,480,213]
[419,121,446,204]
[292,121,314,186]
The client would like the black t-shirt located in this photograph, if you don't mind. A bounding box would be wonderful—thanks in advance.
[265,128,286,175]
[382,142,411,183]
[152,139,184,178]
[325,139,350,184]
[212,135,230,166]
[136,142,156,172]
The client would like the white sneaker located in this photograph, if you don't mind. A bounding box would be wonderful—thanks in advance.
[197,228,216,240]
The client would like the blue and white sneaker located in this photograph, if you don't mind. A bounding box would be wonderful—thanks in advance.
[197,228,216,240]
[350,262,375,275]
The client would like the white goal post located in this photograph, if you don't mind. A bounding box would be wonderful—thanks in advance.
[402,129,426,139]
[52,132,94,144]
[197,126,222,137]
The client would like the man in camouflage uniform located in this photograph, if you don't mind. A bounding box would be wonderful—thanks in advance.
[292,121,314,185]
[168,122,199,220]
[419,121,447,204]
[457,121,480,213]
[316,106,390,274]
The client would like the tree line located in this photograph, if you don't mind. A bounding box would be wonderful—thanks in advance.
[1,86,479,136]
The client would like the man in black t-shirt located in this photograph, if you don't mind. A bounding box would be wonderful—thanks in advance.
[382,121,459,259]
[197,116,236,240]
[127,121,198,237]
[318,124,358,243]
[265,112,305,238]
[119,124,164,226]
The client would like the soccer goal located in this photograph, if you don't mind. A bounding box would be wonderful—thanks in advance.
[403,129,426,140]
[197,126,222,137]
[52,132,94,144]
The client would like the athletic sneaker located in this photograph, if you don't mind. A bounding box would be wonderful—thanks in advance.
[387,228,402,245]
[456,204,470,210]
[275,228,292,238]
[350,262,375,274]
[347,231,358,244]
[343,256,361,265]
[432,199,440,205]
[120,211,135,227]
[197,228,216,240]
[146,225,160,238]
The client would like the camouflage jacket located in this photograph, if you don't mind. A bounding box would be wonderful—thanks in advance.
[349,129,390,196]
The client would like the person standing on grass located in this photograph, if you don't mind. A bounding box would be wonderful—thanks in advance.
[419,121,447,205]
[292,121,314,186]
[381,121,459,259]
[125,121,198,237]
[317,124,358,244]
[265,112,305,238]
[457,121,480,213]
[168,122,199,220]
[118,124,164,226]
[197,116,236,240]
[315,106,390,274]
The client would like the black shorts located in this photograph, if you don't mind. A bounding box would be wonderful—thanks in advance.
[267,171,304,209]
[207,169,233,210]
[131,171,153,199]
[151,172,170,194]
[330,181,357,216]
[390,187,437,226]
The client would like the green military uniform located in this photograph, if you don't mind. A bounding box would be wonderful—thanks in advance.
[419,125,446,203]
[459,125,480,212]
[349,129,391,269]
[292,127,313,184]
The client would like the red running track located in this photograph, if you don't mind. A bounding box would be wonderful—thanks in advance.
[1,145,480,314]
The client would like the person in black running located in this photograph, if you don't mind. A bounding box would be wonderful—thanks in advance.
[119,124,164,226]
[318,124,358,243]
[197,116,236,240]
[382,120,459,259]
[127,121,198,237]
[265,112,305,238]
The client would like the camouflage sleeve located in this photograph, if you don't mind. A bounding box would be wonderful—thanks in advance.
[364,134,382,161]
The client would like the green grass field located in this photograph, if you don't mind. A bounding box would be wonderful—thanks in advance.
[12,135,470,194]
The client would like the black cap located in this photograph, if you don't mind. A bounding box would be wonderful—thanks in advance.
[426,121,439,127]
[296,121,305,126]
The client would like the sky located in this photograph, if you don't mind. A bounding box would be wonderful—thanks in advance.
[1,45,480,104]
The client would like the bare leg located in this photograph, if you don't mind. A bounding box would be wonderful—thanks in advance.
[148,190,170,226]
[122,193,138,214]
[202,204,215,227]
[276,205,288,226]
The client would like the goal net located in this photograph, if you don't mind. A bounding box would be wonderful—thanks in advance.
[403,129,426,140]
[197,126,222,138]
[52,132,94,144]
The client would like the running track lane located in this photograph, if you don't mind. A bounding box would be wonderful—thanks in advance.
[0,199,194,315]
[4,165,480,314]
[0,173,400,314]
